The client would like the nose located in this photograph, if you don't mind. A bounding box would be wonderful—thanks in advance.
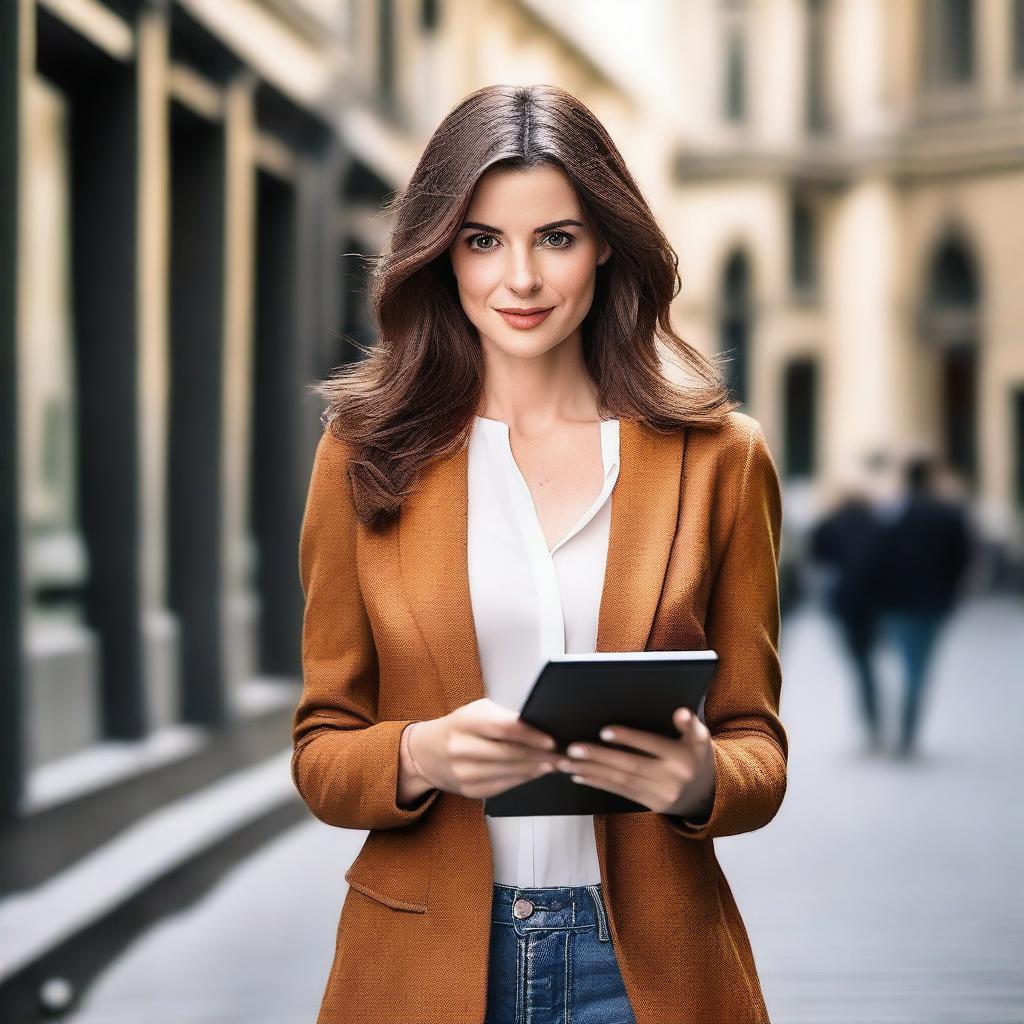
[505,243,542,296]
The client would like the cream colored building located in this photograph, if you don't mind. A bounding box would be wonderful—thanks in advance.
[346,0,1024,549]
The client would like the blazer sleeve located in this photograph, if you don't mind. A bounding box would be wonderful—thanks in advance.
[290,427,442,830]
[667,419,788,841]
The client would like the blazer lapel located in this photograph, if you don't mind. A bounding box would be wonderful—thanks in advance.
[596,418,684,653]
[399,418,685,715]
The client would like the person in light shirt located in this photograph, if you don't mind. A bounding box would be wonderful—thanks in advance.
[292,83,786,1024]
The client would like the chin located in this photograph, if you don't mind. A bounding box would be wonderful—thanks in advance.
[489,322,579,355]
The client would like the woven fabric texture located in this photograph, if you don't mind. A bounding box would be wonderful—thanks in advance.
[291,410,787,1024]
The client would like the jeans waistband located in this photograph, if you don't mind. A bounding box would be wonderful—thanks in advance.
[491,882,611,942]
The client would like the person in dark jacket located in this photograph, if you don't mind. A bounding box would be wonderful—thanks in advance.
[810,484,888,752]
[871,455,973,758]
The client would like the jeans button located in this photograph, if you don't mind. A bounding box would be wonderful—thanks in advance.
[550,900,562,910]
[512,898,534,919]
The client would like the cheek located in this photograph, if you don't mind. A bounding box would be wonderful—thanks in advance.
[548,252,598,302]
[450,254,493,305]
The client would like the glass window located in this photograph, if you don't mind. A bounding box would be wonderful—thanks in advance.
[721,0,750,123]
[790,197,818,297]
[783,359,818,478]
[720,252,752,405]
[922,0,975,86]
[724,26,747,122]
[1014,0,1024,78]
[805,0,829,133]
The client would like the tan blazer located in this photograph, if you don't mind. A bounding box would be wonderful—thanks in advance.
[291,409,787,1024]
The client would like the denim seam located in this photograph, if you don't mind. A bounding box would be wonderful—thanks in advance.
[516,926,524,1024]
[525,932,534,1024]
[586,884,610,941]
[563,929,572,1024]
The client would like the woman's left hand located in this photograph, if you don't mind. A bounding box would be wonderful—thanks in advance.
[556,707,716,821]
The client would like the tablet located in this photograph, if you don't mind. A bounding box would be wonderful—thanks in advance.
[483,650,718,818]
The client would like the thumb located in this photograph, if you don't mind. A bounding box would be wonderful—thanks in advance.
[673,706,695,738]
[674,706,709,751]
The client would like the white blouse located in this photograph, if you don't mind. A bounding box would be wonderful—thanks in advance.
[467,414,621,888]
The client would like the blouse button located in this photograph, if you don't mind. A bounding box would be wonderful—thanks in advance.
[512,898,535,919]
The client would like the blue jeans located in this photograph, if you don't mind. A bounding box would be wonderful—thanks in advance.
[883,609,947,753]
[486,882,638,1024]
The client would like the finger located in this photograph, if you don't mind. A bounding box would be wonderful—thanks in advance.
[561,741,662,783]
[565,765,660,807]
[670,707,709,745]
[516,724,565,749]
[594,722,681,759]
[468,761,557,787]
[493,715,559,751]
[483,770,555,798]
[459,733,559,765]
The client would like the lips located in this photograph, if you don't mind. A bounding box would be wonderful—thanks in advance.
[495,306,554,330]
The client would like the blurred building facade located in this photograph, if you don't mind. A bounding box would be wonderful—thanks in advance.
[1,0,1022,1011]
[2,0,356,826]
[1,6,376,1009]
[660,0,1024,576]
[348,0,1024,563]
[479,0,1024,569]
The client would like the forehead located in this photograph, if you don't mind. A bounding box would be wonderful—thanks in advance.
[464,163,582,224]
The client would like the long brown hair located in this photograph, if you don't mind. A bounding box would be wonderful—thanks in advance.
[314,83,738,528]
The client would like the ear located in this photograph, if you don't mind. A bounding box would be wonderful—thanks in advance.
[597,239,612,266]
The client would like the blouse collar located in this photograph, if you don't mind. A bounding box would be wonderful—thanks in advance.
[472,415,620,479]
[472,415,620,554]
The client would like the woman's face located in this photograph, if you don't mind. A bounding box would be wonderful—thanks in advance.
[448,163,611,361]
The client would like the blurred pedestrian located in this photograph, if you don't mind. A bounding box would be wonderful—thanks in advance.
[809,475,888,752]
[871,454,973,758]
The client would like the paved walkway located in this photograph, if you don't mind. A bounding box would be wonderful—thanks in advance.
[731,596,1024,1024]
[65,596,1024,1023]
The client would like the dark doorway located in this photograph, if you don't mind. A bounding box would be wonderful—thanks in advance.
[941,345,977,486]
[923,236,980,487]
[783,357,818,478]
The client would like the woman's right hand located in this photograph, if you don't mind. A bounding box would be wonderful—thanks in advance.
[409,699,562,799]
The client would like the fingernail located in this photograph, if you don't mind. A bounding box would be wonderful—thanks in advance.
[600,728,614,740]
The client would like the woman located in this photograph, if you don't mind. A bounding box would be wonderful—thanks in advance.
[292,84,786,1024]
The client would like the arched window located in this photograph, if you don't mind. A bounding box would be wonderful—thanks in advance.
[921,235,981,485]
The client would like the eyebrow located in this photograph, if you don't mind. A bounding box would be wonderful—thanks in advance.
[458,218,585,235]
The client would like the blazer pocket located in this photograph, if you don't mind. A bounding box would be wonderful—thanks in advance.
[343,827,433,913]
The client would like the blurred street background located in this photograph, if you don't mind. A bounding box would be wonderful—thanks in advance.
[1,1,1022,1022]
